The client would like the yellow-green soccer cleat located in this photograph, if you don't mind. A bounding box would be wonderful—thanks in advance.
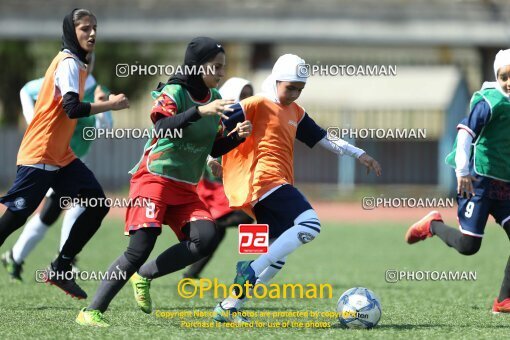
[75,308,110,327]
[130,272,152,313]
[213,303,250,324]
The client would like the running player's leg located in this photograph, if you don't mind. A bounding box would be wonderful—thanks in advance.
[11,190,62,264]
[407,194,486,255]
[490,200,510,312]
[215,185,320,322]
[79,197,165,321]
[3,190,62,281]
[45,159,108,298]
[0,166,54,246]
[140,220,218,278]
[220,250,287,314]
[87,228,159,313]
[129,201,217,314]
[184,211,253,278]
[52,159,109,272]
[60,205,85,251]
[247,185,320,280]
[183,222,225,279]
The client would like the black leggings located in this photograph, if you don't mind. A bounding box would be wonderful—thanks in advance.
[39,191,63,226]
[431,221,482,255]
[88,219,218,313]
[137,219,219,279]
[184,210,253,278]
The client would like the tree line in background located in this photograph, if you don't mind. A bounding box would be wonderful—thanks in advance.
[0,40,179,126]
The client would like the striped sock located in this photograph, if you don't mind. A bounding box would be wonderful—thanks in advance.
[257,258,286,284]
[250,209,320,276]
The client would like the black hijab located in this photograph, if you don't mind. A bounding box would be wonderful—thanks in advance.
[157,37,225,100]
[61,8,89,64]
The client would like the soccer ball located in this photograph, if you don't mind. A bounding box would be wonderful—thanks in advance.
[336,287,381,329]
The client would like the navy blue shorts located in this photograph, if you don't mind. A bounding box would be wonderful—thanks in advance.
[457,175,510,237]
[0,159,104,217]
[253,184,313,239]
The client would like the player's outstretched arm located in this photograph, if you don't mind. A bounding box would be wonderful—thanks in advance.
[295,112,382,176]
[89,93,129,114]
[358,153,382,176]
[62,92,128,119]
[198,99,235,120]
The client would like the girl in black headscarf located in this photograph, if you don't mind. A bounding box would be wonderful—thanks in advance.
[0,8,129,301]
[77,37,252,327]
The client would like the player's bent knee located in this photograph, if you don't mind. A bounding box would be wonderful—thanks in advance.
[39,196,63,225]
[124,246,152,268]
[88,204,110,221]
[294,209,321,244]
[459,245,481,256]
[458,235,482,256]
[124,229,159,266]
[97,205,110,219]
[196,230,219,257]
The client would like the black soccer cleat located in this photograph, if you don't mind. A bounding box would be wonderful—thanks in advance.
[43,264,87,300]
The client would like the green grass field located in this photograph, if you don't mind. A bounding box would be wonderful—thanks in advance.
[1,216,510,339]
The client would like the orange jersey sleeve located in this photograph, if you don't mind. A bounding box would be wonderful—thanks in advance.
[222,95,305,209]
[17,52,87,167]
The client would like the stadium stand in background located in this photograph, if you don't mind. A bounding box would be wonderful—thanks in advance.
[1,0,509,195]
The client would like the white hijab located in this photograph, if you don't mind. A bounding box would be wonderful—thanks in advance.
[260,54,308,103]
[219,77,252,103]
[490,49,510,97]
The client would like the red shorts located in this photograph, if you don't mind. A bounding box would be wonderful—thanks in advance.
[196,179,232,220]
[125,197,212,241]
[124,154,213,240]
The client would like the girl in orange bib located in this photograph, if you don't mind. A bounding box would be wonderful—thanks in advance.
[0,8,129,299]
[213,54,382,323]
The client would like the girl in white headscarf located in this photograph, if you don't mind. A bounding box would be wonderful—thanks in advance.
[219,77,253,103]
[213,54,382,323]
[407,49,510,314]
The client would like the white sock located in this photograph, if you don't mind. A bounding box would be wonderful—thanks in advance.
[12,214,49,264]
[60,205,85,251]
[221,296,246,310]
[257,257,287,284]
[250,209,320,276]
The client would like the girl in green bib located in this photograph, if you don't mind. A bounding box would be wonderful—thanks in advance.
[406,49,510,314]
[77,37,252,327]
